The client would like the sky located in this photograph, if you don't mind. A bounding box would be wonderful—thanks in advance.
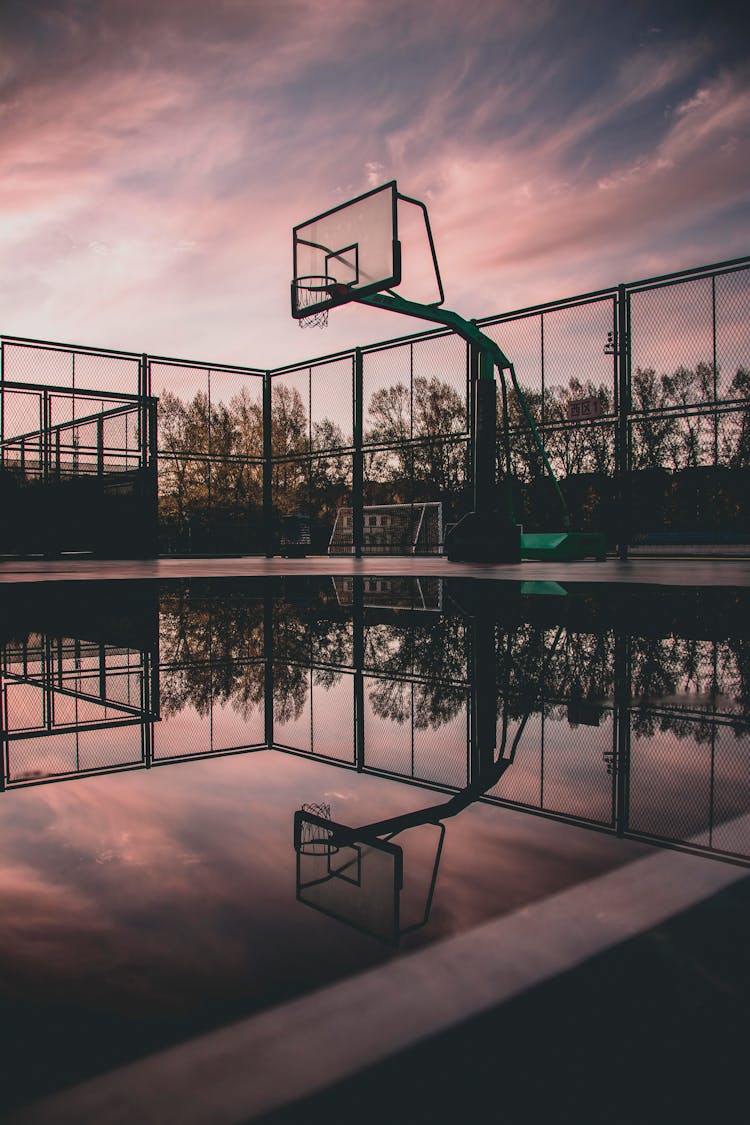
[1,0,749,369]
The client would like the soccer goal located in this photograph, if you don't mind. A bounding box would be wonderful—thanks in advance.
[328,502,443,556]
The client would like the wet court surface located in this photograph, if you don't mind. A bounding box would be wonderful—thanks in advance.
[1,573,749,1121]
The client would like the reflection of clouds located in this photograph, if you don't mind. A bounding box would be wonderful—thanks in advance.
[0,755,311,1012]
[0,751,515,1025]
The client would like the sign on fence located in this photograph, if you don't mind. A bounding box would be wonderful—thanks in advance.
[566,395,603,421]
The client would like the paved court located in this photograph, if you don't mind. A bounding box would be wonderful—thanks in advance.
[1,554,749,586]
[4,551,749,1123]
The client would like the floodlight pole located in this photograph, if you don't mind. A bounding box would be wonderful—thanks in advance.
[360,292,569,561]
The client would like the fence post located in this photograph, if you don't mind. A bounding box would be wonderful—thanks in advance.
[263,371,273,556]
[264,584,274,748]
[467,342,478,518]
[96,417,104,477]
[616,284,631,558]
[614,628,631,836]
[42,390,50,482]
[353,348,363,559]
[147,398,159,556]
[139,353,150,472]
[353,575,364,770]
[138,354,158,556]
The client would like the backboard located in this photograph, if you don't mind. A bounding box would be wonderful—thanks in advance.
[291,181,444,320]
[292,181,400,319]
[294,807,403,944]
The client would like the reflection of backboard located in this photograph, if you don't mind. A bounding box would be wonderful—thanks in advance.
[292,182,400,319]
[294,808,403,944]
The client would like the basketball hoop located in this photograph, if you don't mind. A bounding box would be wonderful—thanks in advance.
[298,802,339,855]
[293,276,335,328]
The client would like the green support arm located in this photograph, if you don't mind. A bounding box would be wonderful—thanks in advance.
[360,292,570,528]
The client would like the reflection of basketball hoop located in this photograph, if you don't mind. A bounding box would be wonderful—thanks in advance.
[298,802,339,855]
[293,276,335,328]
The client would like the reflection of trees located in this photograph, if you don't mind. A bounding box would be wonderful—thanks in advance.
[496,627,615,719]
[365,619,468,682]
[365,618,469,729]
[273,663,309,726]
[631,635,750,742]
[271,595,350,718]
[492,626,750,743]
[157,584,750,749]
[159,588,265,721]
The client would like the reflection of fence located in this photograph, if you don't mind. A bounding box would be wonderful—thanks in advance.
[1,634,156,787]
[268,603,750,866]
[2,580,748,865]
[331,576,443,609]
[2,254,749,556]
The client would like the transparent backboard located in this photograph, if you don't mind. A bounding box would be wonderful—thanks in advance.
[292,182,401,318]
[294,809,403,944]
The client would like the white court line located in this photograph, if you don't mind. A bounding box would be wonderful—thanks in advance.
[11,825,750,1125]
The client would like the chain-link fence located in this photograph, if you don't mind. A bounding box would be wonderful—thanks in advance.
[0,337,155,556]
[150,356,265,553]
[270,332,470,555]
[481,293,618,537]
[626,265,750,547]
[271,256,749,555]
[2,255,748,556]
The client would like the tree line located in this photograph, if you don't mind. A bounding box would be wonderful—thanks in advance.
[157,362,750,549]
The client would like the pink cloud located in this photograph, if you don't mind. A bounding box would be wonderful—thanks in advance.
[0,2,747,368]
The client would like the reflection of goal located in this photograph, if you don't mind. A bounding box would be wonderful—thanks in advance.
[328,503,443,556]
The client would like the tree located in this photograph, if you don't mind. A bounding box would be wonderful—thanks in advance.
[229,385,264,511]
[728,367,750,467]
[631,367,677,469]
[271,384,308,516]
[364,376,467,515]
[412,376,467,505]
[661,362,714,469]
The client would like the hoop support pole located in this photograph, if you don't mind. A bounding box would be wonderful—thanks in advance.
[359,292,569,527]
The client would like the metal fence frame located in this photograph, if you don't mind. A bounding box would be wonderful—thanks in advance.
[267,253,750,557]
[1,253,748,557]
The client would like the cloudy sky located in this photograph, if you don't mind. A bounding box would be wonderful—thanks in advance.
[1,0,749,367]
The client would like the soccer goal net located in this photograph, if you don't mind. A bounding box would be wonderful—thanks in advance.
[328,502,443,556]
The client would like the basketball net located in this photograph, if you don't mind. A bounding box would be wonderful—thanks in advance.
[295,276,333,328]
[299,802,339,854]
